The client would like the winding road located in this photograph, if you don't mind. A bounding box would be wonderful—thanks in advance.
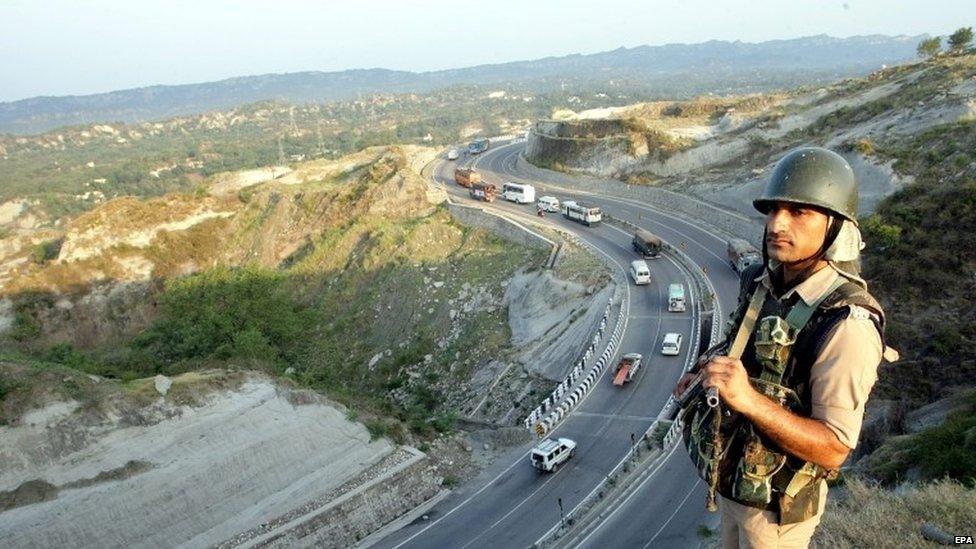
[373,140,744,548]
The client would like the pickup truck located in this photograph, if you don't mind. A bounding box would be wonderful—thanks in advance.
[612,353,643,386]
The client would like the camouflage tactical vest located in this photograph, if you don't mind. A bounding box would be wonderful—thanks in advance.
[681,263,885,525]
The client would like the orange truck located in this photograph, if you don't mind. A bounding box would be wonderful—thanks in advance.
[613,353,643,386]
[454,167,482,188]
[469,182,497,202]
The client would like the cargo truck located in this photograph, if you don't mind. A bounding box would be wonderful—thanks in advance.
[727,238,762,273]
[469,182,497,202]
[454,167,482,188]
[632,229,662,258]
[612,353,643,386]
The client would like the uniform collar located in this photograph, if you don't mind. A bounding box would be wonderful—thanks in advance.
[756,262,840,305]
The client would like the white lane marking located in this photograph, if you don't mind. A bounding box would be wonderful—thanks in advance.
[574,441,684,549]
[573,412,658,421]
[389,450,531,549]
[416,148,701,549]
[641,480,703,549]
[393,162,636,548]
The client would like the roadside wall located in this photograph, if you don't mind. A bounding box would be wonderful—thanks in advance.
[258,448,440,549]
[446,202,554,251]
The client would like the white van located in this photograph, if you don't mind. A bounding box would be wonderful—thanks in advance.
[629,260,651,285]
[530,437,577,472]
[661,333,682,356]
[537,195,560,212]
[502,182,536,204]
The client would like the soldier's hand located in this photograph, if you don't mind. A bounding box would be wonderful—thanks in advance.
[701,356,757,412]
[672,373,695,398]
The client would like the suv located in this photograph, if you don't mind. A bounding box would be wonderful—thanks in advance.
[530,437,577,472]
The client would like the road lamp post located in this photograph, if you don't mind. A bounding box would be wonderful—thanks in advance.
[558,497,565,529]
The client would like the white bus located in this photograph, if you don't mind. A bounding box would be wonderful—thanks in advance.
[562,200,602,226]
[502,182,536,204]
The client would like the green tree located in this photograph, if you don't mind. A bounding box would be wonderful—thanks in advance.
[948,27,973,52]
[917,37,942,58]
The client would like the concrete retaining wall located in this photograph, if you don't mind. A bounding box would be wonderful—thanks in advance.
[256,448,440,549]
[446,202,554,251]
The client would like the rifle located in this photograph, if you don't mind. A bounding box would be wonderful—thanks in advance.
[675,285,767,511]
[676,285,767,408]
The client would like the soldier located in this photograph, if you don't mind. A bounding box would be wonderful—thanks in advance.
[674,147,897,548]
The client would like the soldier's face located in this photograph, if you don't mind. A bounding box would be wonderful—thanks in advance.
[764,201,829,263]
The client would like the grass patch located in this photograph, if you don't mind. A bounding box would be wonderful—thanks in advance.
[814,477,976,548]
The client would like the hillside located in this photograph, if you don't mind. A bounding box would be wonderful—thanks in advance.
[0,143,617,544]
[0,34,922,134]
[525,50,976,507]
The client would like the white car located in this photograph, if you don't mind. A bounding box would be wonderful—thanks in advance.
[447,149,460,161]
[661,333,683,356]
[530,437,577,472]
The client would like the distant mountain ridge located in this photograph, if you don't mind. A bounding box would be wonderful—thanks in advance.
[0,33,923,134]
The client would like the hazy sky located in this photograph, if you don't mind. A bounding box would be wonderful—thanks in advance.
[0,0,971,102]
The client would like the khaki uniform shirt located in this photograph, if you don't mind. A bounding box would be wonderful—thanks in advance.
[754,264,883,448]
[719,265,884,548]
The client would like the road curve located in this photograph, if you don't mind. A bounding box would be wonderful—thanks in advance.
[374,141,743,548]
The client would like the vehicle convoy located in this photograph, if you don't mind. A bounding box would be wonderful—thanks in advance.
[727,238,762,273]
[469,137,490,154]
[612,353,643,386]
[454,167,482,188]
[668,283,686,312]
[562,200,602,226]
[629,260,651,285]
[632,229,662,258]
[530,437,577,472]
[447,149,460,161]
[502,182,536,204]
[536,195,560,212]
[469,181,497,202]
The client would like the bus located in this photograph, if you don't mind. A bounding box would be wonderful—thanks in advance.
[562,200,602,226]
[501,182,536,204]
[468,138,490,154]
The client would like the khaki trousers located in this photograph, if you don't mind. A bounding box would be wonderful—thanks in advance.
[719,483,827,549]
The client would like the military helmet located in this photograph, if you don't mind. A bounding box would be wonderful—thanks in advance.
[754,147,859,223]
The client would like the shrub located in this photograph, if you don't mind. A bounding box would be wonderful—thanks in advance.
[30,239,62,264]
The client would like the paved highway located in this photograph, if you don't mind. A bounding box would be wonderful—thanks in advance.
[374,140,744,548]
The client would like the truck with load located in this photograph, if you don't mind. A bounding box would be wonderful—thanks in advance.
[530,437,576,472]
[727,238,762,273]
[562,200,602,226]
[632,229,662,258]
[454,167,481,188]
[469,181,496,202]
[612,353,643,386]
[668,283,686,312]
